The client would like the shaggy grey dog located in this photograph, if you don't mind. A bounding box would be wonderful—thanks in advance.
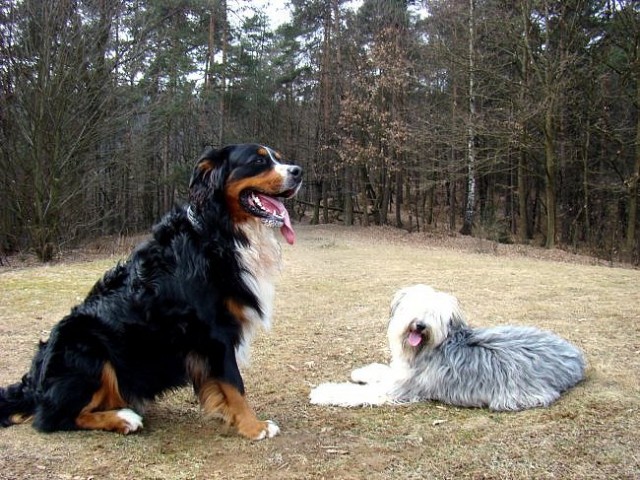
[310,284,586,411]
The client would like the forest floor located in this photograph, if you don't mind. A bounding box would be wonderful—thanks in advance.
[0,224,638,479]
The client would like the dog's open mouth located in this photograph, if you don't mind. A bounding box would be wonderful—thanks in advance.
[407,322,428,347]
[408,330,423,347]
[240,190,296,244]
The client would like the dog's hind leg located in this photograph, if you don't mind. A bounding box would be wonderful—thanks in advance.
[73,362,143,434]
[35,361,142,434]
[75,408,143,434]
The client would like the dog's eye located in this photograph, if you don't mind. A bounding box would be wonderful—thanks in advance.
[254,156,268,165]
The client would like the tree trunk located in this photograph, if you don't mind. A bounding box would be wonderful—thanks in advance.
[518,149,530,241]
[461,0,476,236]
[322,179,329,224]
[380,166,390,225]
[517,23,530,242]
[543,104,557,248]
[218,0,228,145]
[540,1,557,249]
[624,79,640,258]
[395,167,403,228]
[206,3,216,90]
[344,166,353,226]
[311,181,321,225]
[582,120,591,245]
[360,166,370,227]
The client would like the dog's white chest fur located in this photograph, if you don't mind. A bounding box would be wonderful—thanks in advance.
[235,222,282,364]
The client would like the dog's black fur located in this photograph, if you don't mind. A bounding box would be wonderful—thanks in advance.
[0,144,302,439]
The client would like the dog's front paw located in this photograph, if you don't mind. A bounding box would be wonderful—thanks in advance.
[310,383,347,406]
[310,382,390,407]
[260,420,280,440]
[238,418,280,441]
[350,363,392,384]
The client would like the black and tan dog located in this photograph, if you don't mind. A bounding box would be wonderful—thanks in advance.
[0,144,302,440]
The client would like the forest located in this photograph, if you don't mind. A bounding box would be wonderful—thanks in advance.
[0,0,638,263]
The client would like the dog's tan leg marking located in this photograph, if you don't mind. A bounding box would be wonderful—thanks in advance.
[74,362,143,434]
[8,413,33,425]
[198,380,279,440]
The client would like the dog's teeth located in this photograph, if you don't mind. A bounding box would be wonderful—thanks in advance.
[262,217,284,228]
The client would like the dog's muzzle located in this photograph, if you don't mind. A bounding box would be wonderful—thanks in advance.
[407,320,427,347]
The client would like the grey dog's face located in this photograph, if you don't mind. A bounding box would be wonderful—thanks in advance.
[387,285,464,362]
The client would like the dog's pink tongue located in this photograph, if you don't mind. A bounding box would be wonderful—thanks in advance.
[279,215,295,245]
[257,194,295,245]
[408,331,423,347]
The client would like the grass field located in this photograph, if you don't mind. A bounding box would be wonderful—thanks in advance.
[0,225,638,479]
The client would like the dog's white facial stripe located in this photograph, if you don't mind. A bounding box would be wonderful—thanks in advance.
[261,145,295,184]
[260,145,280,164]
[274,164,289,178]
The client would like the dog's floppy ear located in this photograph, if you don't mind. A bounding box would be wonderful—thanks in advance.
[390,287,410,317]
[447,297,467,330]
[189,146,231,207]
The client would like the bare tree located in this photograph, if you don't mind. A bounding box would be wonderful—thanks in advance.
[460,0,477,235]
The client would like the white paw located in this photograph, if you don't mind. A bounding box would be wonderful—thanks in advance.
[310,382,390,407]
[254,420,280,441]
[117,408,144,434]
[309,382,358,406]
[265,420,280,438]
[350,363,392,384]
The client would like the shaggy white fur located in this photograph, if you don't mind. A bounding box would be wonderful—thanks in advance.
[310,284,586,411]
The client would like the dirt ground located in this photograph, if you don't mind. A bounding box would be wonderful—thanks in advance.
[0,224,638,479]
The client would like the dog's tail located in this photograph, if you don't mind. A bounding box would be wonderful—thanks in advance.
[0,375,37,427]
[0,341,44,427]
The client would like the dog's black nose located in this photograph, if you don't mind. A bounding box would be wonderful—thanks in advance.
[288,165,303,180]
[414,321,427,332]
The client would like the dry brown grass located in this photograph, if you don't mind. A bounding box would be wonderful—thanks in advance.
[1,225,638,479]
